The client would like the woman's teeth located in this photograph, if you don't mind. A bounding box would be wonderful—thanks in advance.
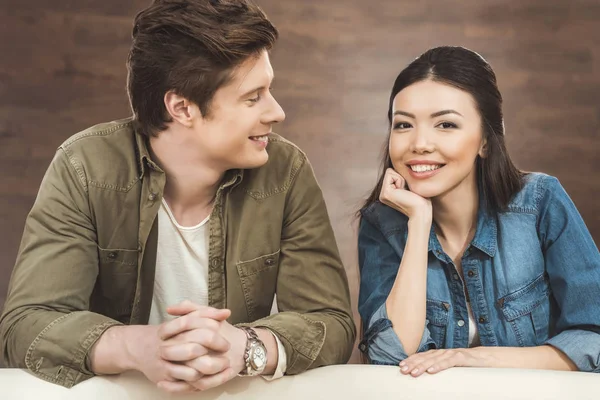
[410,164,442,172]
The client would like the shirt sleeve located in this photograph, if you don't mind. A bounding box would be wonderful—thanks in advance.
[357,216,436,364]
[538,176,600,372]
[261,329,287,380]
[361,302,435,364]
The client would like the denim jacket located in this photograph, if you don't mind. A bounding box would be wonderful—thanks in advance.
[358,173,600,372]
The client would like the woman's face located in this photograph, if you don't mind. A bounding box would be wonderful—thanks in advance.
[389,79,486,199]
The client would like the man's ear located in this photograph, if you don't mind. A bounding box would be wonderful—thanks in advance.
[164,91,196,128]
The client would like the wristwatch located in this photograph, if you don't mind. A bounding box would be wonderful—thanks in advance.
[238,327,267,376]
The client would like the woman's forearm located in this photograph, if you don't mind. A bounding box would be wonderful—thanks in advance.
[385,215,431,355]
[473,345,578,371]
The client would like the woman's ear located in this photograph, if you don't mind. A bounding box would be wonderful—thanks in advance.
[478,137,488,159]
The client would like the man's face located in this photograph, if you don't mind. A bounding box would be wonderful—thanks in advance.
[189,50,286,170]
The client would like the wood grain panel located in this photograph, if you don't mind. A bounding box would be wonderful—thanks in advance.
[1,0,598,366]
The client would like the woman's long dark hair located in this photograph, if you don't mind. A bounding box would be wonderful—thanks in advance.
[362,46,524,214]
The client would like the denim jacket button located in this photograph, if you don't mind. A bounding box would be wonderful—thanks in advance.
[359,343,367,353]
[479,316,487,323]
[468,270,476,277]
[452,273,459,280]
[457,320,465,327]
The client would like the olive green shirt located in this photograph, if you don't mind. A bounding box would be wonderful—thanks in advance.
[0,118,355,387]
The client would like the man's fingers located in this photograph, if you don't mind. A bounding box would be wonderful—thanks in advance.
[157,380,198,394]
[159,311,229,340]
[162,328,231,353]
[190,367,237,392]
[186,355,230,376]
[165,361,203,382]
[167,301,231,320]
[160,342,210,362]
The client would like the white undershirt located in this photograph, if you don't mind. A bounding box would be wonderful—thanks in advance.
[148,200,210,324]
[149,199,286,378]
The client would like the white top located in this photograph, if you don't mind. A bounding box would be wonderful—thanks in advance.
[149,199,286,378]
[148,199,210,324]
[467,302,481,347]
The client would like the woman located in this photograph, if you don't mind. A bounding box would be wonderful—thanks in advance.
[357,46,600,376]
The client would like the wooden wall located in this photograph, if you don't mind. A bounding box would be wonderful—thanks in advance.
[1,0,598,365]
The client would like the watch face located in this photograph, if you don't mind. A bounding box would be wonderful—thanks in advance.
[251,345,267,369]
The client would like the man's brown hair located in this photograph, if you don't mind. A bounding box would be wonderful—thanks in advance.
[127,0,278,137]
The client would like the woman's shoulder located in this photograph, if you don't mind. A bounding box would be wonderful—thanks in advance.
[506,172,564,213]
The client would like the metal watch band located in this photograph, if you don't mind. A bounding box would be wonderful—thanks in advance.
[238,327,266,376]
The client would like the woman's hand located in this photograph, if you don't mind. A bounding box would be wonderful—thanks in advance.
[379,168,432,222]
[399,348,486,377]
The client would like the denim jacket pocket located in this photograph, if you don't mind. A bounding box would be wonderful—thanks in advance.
[426,299,450,347]
[498,273,551,346]
[236,250,280,320]
[95,247,139,321]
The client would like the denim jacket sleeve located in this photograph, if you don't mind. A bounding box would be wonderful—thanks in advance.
[537,176,600,372]
[357,214,435,364]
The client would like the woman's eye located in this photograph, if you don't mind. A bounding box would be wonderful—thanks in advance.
[437,121,457,129]
[393,122,412,130]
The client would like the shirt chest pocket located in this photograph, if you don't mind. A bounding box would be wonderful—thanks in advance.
[426,299,450,348]
[498,273,551,346]
[94,247,139,322]
[236,250,280,320]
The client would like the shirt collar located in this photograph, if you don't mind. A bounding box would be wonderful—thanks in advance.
[404,199,498,260]
[470,204,498,257]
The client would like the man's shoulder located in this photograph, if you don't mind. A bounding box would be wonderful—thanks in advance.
[60,118,135,149]
[265,133,307,164]
[240,133,309,199]
[58,117,141,192]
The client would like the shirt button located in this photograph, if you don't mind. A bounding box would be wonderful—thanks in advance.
[457,320,465,327]
[479,317,487,323]
[453,273,459,280]
[148,192,157,201]
[468,270,476,277]
[108,252,117,259]
[265,258,275,266]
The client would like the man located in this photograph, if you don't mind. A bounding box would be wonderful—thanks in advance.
[0,0,355,393]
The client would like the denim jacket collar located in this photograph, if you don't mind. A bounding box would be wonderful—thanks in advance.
[404,200,498,260]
